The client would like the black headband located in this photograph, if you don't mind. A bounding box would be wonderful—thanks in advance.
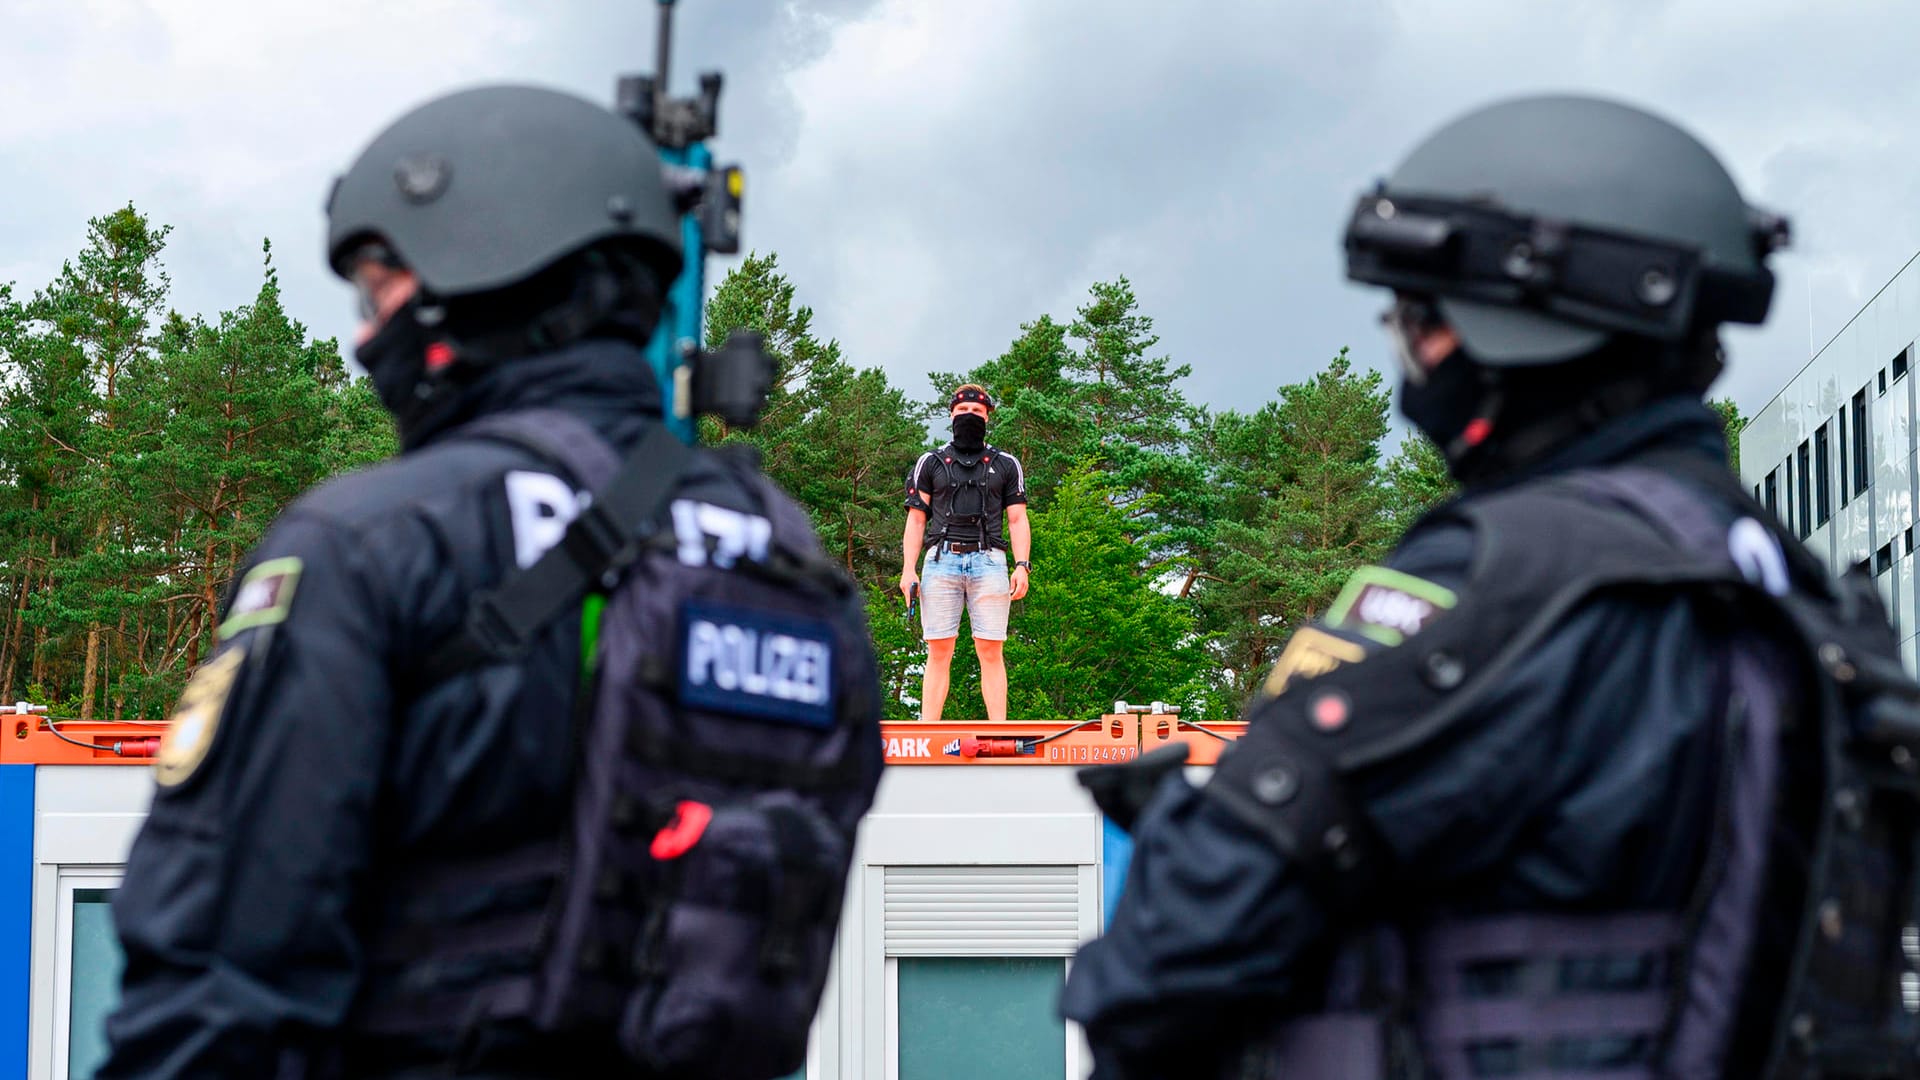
[951,387,994,412]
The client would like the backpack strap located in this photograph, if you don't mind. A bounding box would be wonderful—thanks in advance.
[421,410,695,683]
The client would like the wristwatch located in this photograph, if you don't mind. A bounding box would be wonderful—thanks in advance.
[1014,560,1031,570]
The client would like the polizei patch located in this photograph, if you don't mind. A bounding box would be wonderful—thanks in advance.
[680,600,837,728]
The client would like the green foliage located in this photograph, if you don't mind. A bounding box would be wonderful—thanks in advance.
[0,210,393,717]
[1384,431,1456,533]
[932,278,1212,570]
[2,222,1472,728]
[702,252,927,584]
[1189,350,1413,714]
[1710,396,1745,474]
[999,467,1210,718]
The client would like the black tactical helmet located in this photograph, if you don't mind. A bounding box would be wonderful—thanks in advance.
[325,84,683,298]
[1345,94,1789,366]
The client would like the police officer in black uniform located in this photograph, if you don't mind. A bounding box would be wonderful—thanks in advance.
[99,84,883,1078]
[1062,94,1920,1079]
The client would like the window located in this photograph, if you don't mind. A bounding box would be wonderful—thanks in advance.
[1898,347,1911,382]
[64,887,123,1080]
[1878,542,1894,576]
[1840,408,1851,505]
[1907,527,1914,556]
[43,871,126,1080]
[28,767,152,1080]
[878,864,1088,1078]
[1816,425,1832,525]
[1855,389,1871,492]
[1881,368,1889,396]
[1764,470,1778,517]
[897,958,1066,1080]
[1784,454,1795,530]
[1797,441,1812,538]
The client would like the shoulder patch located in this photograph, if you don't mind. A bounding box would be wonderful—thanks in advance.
[1265,626,1369,698]
[155,646,246,787]
[217,557,304,639]
[1323,566,1457,647]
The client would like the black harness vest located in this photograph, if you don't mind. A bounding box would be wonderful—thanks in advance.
[924,443,1011,552]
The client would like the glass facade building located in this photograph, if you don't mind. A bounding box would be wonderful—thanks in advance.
[1739,253,1920,671]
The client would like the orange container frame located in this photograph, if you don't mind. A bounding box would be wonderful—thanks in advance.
[6,710,1252,768]
[880,714,1246,766]
[6,714,164,766]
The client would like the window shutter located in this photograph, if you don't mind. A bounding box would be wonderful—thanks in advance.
[883,865,1081,956]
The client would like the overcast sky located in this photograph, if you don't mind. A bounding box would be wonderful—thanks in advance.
[7,0,1919,427]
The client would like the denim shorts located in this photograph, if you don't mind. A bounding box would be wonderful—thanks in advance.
[919,548,1010,641]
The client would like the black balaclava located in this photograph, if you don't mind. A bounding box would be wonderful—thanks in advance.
[1398,348,1496,466]
[355,296,465,447]
[951,412,987,454]
[356,246,668,449]
[1404,334,1716,487]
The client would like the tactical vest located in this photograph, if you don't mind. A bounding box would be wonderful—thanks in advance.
[341,411,880,1080]
[1206,457,1920,1079]
[925,444,1010,551]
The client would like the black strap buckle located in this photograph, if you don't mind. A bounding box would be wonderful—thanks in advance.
[561,502,638,578]
[463,591,527,660]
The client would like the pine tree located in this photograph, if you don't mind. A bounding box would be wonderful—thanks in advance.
[0,213,393,716]
[934,278,1211,573]
[113,243,393,713]
[998,466,1210,718]
[1384,431,1456,533]
[1192,350,1400,711]
[11,207,173,719]
[927,315,1085,511]
[701,252,932,714]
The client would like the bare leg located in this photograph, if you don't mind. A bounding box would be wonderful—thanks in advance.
[975,637,1007,723]
[921,637,957,722]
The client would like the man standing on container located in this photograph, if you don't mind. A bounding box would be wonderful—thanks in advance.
[900,385,1031,721]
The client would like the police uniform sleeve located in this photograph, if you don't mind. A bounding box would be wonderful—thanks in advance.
[1060,519,1699,1068]
[99,513,394,1078]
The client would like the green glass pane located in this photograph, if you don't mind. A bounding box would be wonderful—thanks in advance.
[69,888,125,1080]
[898,957,1064,1080]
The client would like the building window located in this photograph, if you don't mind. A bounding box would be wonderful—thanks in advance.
[1784,454,1795,530]
[1816,425,1832,525]
[1907,527,1914,556]
[897,958,1067,1079]
[65,887,123,1079]
[1854,389,1871,492]
[1840,408,1851,504]
[1797,441,1812,538]
[1878,543,1894,576]
[1881,369,1889,397]
[1764,470,1778,517]
[1898,347,1911,382]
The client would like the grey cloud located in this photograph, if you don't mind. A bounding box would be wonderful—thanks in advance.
[4,1,1916,430]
